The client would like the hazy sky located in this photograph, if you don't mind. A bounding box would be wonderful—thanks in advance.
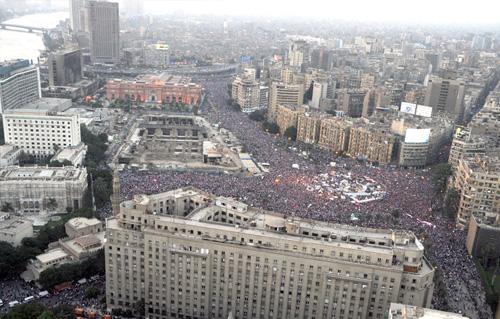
[141,0,500,24]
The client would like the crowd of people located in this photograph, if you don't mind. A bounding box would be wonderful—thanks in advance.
[106,76,491,319]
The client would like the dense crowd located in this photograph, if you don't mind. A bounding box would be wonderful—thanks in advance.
[105,77,491,319]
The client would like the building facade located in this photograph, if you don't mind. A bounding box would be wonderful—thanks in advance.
[288,40,309,67]
[424,76,465,122]
[0,59,40,114]
[296,113,324,144]
[448,128,486,169]
[275,105,306,135]
[0,213,33,246]
[318,118,352,154]
[231,75,260,113]
[348,126,396,164]
[86,0,120,64]
[105,188,435,319]
[454,156,500,226]
[268,82,304,123]
[106,74,203,106]
[0,165,88,214]
[48,49,83,87]
[2,110,81,158]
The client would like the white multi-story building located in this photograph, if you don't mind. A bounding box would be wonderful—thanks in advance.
[0,59,41,114]
[2,107,81,158]
[0,145,22,167]
[0,213,33,246]
[0,165,88,214]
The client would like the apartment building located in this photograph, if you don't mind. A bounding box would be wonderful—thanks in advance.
[231,75,260,113]
[105,188,435,319]
[268,82,304,122]
[0,59,40,114]
[296,113,326,144]
[454,155,500,227]
[348,125,396,164]
[318,118,352,154]
[448,128,486,169]
[275,104,306,135]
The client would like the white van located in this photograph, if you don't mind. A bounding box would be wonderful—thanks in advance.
[23,296,35,303]
[8,301,19,308]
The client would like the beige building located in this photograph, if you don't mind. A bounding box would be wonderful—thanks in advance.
[318,118,352,154]
[454,155,500,226]
[337,89,368,118]
[0,213,33,246]
[275,105,306,135]
[348,125,396,164]
[231,75,261,113]
[105,188,435,319]
[288,40,309,67]
[448,128,486,169]
[65,217,103,239]
[388,303,467,319]
[296,113,326,144]
[469,100,500,148]
[0,165,88,214]
[424,76,465,122]
[268,82,304,123]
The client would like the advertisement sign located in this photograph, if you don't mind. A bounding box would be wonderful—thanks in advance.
[416,105,433,117]
[400,102,417,115]
[404,128,431,143]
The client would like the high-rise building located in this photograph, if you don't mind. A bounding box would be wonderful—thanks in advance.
[105,188,435,319]
[288,40,309,67]
[337,89,368,118]
[296,113,325,144]
[231,75,260,113]
[424,76,465,122]
[48,49,83,87]
[448,128,486,169]
[2,107,81,158]
[0,59,41,114]
[311,82,327,110]
[268,82,304,122]
[454,155,500,227]
[86,0,120,64]
[69,0,86,33]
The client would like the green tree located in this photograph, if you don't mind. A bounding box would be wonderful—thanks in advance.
[37,311,55,319]
[431,163,453,194]
[1,202,14,212]
[46,198,58,212]
[284,126,297,141]
[443,188,460,220]
[2,302,48,319]
[85,286,100,299]
[262,121,279,134]
[48,159,73,167]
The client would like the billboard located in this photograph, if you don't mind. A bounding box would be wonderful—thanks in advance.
[404,128,431,143]
[400,102,417,115]
[416,105,433,117]
[155,43,169,51]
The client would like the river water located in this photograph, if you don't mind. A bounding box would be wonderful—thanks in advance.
[0,11,68,62]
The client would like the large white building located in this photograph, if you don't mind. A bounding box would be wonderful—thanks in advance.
[0,59,41,114]
[106,187,435,319]
[2,106,81,158]
[0,165,88,214]
[0,213,33,246]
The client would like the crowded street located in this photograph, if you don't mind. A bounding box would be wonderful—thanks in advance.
[104,77,492,319]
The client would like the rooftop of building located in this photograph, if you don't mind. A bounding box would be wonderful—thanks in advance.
[36,248,69,265]
[0,165,86,181]
[3,98,72,114]
[109,73,201,88]
[51,143,87,163]
[0,217,32,234]
[0,145,21,159]
[389,303,467,319]
[118,187,424,255]
[0,59,33,78]
[66,217,102,230]
[461,155,500,173]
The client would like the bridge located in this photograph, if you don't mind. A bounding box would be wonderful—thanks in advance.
[0,23,48,33]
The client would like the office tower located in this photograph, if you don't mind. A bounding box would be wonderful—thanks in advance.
[311,82,327,109]
[69,0,85,33]
[337,89,368,118]
[48,49,83,87]
[423,76,465,122]
[454,155,500,227]
[288,40,309,67]
[105,188,435,319]
[2,109,81,158]
[0,59,41,114]
[231,75,260,113]
[86,0,120,64]
[268,82,304,122]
